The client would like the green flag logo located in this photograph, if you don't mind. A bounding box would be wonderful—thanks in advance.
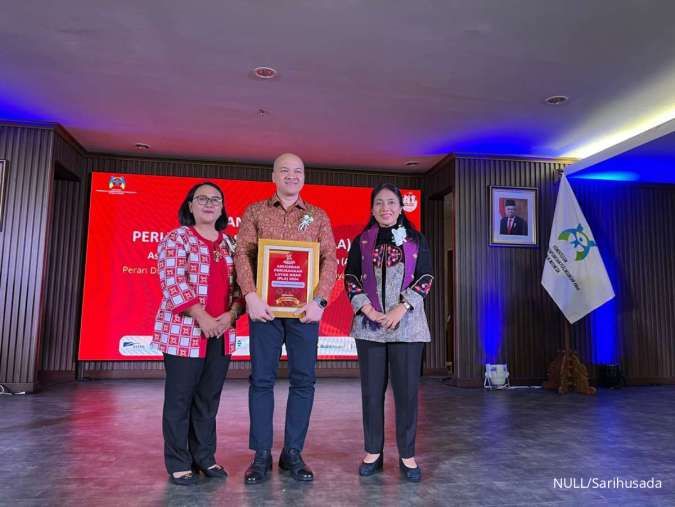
[558,224,596,261]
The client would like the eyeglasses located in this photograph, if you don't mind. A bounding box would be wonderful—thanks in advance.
[192,195,223,206]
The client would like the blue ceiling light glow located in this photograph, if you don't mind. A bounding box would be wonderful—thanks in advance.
[567,128,675,184]
[571,171,640,182]
[0,96,39,121]
[0,87,53,123]
[0,89,108,131]
[417,124,546,158]
[422,139,534,158]
[570,157,675,183]
[480,291,503,364]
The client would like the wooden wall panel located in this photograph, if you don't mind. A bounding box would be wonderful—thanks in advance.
[40,179,85,373]
[421,197,447,372]
[453,156,570,385]
[0,125,54,391]
[40,131,87,377]
[420,156,455,372]
[570,179,675,383]
[451,156,675,385]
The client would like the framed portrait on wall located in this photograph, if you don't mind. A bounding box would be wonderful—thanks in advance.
[0,160,7,231]
[489,185,538,247]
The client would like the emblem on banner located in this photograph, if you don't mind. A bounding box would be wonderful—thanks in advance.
[558,224,596,261]
[119,336,161,356]
[403,193,418,212]
[96,175,136,195]
[108,176,126,190]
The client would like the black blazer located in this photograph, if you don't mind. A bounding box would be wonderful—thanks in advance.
[500,216,528,235]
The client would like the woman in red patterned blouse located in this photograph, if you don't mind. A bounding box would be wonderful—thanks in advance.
[152,182,244,486]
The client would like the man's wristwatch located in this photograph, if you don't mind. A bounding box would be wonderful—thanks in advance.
[401,300,413,312]
[313,296,328,309]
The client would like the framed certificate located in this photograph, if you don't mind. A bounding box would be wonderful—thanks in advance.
[256,239,320,318]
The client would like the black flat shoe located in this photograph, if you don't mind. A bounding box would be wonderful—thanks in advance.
[245,450,272,485]
[279,448,314,482]
[169,471,198,486]
[399,458,422,482]
[199,464,228,478]
[359,453,383,476]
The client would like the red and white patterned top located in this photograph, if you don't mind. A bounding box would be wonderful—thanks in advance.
[152,226,243,358]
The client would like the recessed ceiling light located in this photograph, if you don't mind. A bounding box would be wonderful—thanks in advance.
[253,66,278,79]
[257,108,269,118]
[135,142,151,150]
[405,160,420,167]
[545,95,569,105]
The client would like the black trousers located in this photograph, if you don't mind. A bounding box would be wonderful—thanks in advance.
[162,337,231,474]
[356,340,424,459]
[248,318,319,452]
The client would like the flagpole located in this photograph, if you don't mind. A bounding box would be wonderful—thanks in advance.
[544,320,596,395]
[563,319,570,351]
[541,171,611,395]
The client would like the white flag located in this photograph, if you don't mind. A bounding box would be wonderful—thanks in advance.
[541,174,615,323]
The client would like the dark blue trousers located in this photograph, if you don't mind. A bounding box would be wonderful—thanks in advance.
[248,318,319,452]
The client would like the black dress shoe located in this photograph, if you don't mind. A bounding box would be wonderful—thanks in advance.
[399,458,422,482]
[169,471,198,486]
[359,453,383,476]
[245,450,272,485]
[278,448,314,482]
[199,464,228,478]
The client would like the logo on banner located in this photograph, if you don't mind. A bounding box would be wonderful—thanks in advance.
[541,174,614,324]
[403,193,418,212]
[230,336,357,360]
[558,224,596,261]
[109,176,126,190]
[119,336,161,356]
[95,175,137,195]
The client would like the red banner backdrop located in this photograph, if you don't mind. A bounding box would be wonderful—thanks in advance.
[78,172,421,360]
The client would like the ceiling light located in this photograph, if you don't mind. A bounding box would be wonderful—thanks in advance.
[405,161,420,167]
[565,110,675,159]
[545,95,569,105]
[135,143,150,150]
[253,66,278,79]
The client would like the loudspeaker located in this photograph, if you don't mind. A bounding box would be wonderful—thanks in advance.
[598,364,624,388]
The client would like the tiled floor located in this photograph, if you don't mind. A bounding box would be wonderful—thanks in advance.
[1,378,674,506]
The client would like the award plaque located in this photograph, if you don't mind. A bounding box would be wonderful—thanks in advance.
[256,239,320,318]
